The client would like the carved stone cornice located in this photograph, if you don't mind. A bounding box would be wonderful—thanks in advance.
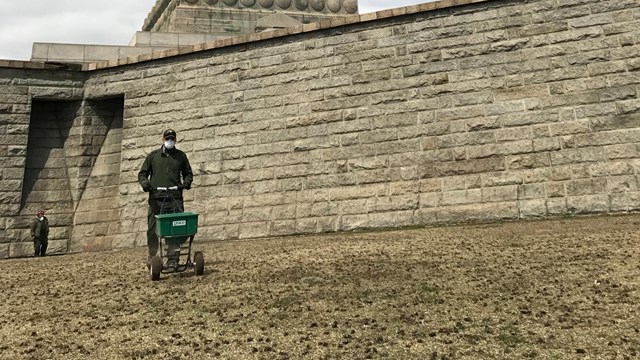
[177,0,357,14]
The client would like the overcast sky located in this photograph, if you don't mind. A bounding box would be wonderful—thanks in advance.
[0,1,432,61]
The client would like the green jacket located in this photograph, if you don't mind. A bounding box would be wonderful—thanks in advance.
[138,146,193,199]
[30,217,49,240]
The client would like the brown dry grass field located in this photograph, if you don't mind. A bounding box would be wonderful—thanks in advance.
[1,214,639,360]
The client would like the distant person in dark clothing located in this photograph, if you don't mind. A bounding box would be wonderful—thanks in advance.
[30,210,49,256]
[138,129,193,269]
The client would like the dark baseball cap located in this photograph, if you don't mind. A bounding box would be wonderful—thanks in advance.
[163,129,177,139]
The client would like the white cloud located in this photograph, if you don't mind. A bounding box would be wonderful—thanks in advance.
[0,0,432,61]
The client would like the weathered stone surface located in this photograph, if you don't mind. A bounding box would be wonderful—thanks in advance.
[9,241,33,258]
[0,243,7,259]
[567,194,610,214]
[519,199,547,218]
[436,202,519,223]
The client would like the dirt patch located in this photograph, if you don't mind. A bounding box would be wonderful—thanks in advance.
[1,215,639,359]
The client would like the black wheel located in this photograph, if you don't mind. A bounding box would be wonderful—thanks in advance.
[150,255,162,281]
[194,251,205,276]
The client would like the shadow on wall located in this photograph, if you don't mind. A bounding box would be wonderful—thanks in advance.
[17,100,80,256]
[69,98,124,253]
[21,100,79,216]
[16,98,124,257]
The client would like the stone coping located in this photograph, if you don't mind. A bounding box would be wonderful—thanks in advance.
[0,60,83,71]
[0,0,489,72]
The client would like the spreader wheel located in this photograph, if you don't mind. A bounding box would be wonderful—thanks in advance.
[150,255,162,281]
[194,251,205,276]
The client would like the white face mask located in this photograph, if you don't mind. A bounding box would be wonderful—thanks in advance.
[164,140,175,150]
[39,217,44,221]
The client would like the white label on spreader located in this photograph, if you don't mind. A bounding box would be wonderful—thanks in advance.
[172,220,187,227]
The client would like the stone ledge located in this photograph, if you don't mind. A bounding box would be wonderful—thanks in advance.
[78,0,492,71]
[0,60,83,71]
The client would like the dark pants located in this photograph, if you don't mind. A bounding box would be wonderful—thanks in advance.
[34,237,48,256]
[147,196,184,257]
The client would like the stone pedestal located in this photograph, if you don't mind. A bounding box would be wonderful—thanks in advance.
[143,0,358,35]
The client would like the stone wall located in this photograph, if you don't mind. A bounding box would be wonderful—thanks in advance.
[0,65,126,257]
[0,65,85,257]
[2,0,640,256]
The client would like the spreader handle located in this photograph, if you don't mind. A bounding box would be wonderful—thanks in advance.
[155,186,180,191]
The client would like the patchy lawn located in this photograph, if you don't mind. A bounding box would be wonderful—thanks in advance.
[1,215,639,359]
